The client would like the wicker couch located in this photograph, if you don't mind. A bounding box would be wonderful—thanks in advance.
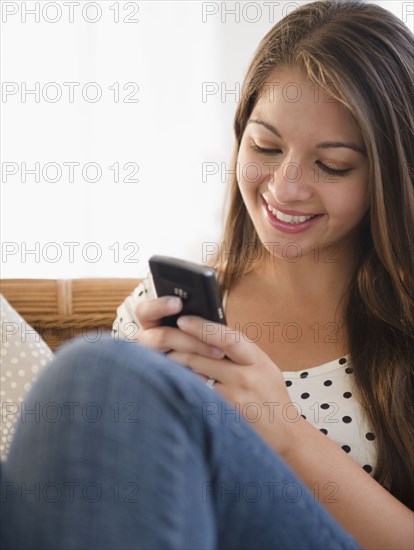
[0,278,140,350]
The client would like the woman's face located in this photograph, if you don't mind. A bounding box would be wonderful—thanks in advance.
[237,66,369,261]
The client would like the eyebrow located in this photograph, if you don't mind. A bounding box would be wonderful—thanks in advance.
[248,119,366,155]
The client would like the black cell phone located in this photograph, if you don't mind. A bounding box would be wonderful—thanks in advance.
[148,255,226,327]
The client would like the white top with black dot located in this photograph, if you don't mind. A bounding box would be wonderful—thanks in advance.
[113,273,378,476]
[283,358,377,475]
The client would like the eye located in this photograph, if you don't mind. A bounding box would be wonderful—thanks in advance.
[316,161,353,178]
[250,143,281,156]
[250,141,353,177]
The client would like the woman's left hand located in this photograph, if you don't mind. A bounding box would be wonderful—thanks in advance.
[166,315,299,458]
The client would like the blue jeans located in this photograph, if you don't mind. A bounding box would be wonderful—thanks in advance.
[1,335,360,550]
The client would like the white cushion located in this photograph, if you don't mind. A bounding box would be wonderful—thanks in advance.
[0,293,54,461]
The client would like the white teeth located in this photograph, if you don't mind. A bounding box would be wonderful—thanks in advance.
[267,203,314,224]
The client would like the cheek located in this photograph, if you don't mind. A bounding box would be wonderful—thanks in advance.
[237,146,268,190]
[324,182,369,224]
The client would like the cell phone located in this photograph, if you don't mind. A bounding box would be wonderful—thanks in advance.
[148,255,226,327]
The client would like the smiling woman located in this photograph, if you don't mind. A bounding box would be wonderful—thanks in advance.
[210,0,413,516]
[237,66,370,255]
[2,1,413,550]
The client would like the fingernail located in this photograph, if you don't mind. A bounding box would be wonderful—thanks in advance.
[176,316,189,328]
[166,297,181,311]
[210,346,224,358]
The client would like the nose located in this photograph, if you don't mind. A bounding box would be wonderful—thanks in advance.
[268,160,313,204]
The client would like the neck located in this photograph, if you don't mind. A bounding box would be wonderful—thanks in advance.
[253,237,361,307]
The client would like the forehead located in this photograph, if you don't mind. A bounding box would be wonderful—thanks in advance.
[253,66,361,141]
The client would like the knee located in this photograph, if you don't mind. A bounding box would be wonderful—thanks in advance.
[55,332,157,370]
[23,334,170,408]
[50,334,189,395]
[25,334,219,432]
[6,336,190,457]
[54,333,162,371]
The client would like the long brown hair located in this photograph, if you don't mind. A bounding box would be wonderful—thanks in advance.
[210,0,414,509]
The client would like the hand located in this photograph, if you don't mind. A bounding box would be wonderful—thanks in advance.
[134,297,227,373]
[166,315,299,457]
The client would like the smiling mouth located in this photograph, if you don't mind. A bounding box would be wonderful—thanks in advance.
[266,203,316,224]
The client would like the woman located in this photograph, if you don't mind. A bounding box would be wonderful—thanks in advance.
[3,1,413,549]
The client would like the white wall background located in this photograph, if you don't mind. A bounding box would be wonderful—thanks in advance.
[1,0,411,278]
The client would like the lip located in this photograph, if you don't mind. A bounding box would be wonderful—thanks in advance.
[261,196,324,234]
[262,195,319,217]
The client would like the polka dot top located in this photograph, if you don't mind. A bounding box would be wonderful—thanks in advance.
[113,273,378,476]
[283,357,377,475]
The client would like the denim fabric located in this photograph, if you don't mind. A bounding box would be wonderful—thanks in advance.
[1,335,361,550]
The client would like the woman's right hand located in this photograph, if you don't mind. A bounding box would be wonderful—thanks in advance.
[134,296,225,360]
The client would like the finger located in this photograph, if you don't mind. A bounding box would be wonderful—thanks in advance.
[136,296,183,330]
[166,351,235,386]
[165,351,205,376]
[166,353,213,384]
[176,316,254,365]
[139,326,227,359]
